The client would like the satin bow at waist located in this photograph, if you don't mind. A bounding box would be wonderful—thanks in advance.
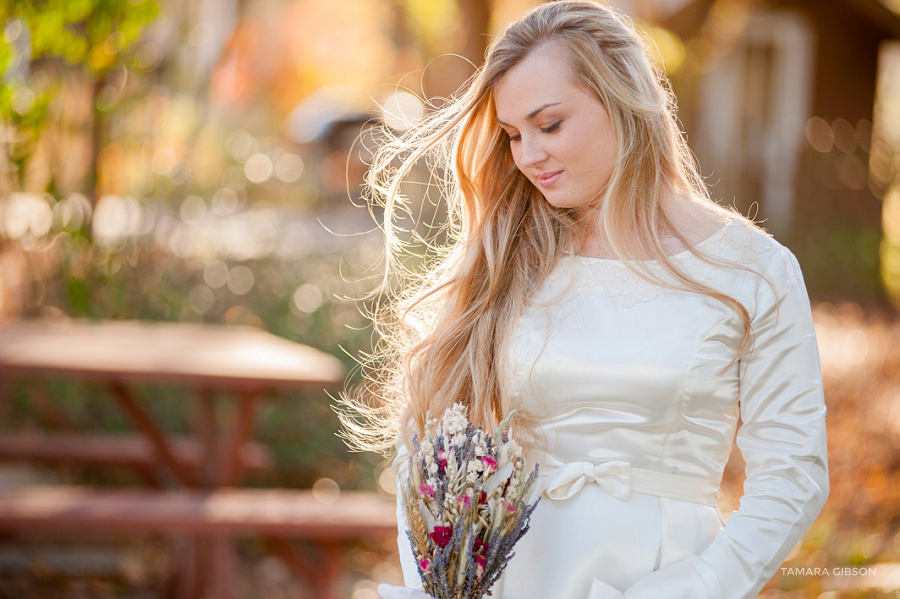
[533,453,719,507]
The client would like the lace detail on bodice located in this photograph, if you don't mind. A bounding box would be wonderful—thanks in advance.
[547,220,777,308]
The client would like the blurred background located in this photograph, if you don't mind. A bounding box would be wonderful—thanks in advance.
[0,0,898,597]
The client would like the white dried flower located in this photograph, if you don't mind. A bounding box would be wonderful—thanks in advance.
[442,403,469,436]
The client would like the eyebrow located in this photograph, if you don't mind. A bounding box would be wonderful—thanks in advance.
[496,102,561,127]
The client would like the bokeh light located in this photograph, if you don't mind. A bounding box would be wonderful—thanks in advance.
[0,193,53,240]
[226,265,255,295]
[244,153,273,183]
[379,91,424,132]
[92,195,154,249]
[291,283,324,314]
[311,477,341,505]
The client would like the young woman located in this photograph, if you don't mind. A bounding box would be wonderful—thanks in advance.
[336,2,829,597]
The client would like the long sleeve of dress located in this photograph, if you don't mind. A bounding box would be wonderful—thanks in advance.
[623,245,830,599]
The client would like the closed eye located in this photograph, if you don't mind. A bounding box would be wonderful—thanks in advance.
[541,120,562,133]
[505,120,562,143]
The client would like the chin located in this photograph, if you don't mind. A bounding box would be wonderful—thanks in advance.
[540,192,585,210]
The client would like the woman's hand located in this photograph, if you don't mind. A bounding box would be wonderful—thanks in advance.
[621,555,723,599]
[376,583,430,598]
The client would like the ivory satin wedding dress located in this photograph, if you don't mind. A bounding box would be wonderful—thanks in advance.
[379,219,829,599]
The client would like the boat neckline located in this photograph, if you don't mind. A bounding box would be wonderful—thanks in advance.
[565,219,738,264]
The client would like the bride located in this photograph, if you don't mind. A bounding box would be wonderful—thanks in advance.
[336,2,829,598]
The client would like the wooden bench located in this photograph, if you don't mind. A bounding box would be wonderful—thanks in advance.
[0,485,396,536]
[0,433,273,484]
[0,485,398,598]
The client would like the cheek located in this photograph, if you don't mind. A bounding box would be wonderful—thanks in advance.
[593,127,616,166]
[509,145,525,173]
[575,134,612,174]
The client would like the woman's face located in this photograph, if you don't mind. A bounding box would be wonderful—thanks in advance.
[493,42,617,210]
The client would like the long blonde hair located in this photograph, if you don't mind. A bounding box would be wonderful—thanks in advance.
[335,0,776,457]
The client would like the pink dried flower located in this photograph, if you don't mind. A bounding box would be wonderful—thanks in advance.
[481,455,497,470]
[504,500,517,513]
[429,526,453,549]
[418,483,435,499]
[456,494,472,508]
[436,450,449,474]
[419,558,431,574]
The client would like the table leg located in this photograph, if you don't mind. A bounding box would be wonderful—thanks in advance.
[316,540,344,599]
[103,382,270,599]
[219,389,259,487]
[168,533,198,599]
[30,380,75,430]
[108,382,197,486]
[194,388,217,487]
[192,388,260,599]
[205,533,238,599]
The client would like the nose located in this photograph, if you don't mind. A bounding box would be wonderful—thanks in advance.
[517,133,549,169]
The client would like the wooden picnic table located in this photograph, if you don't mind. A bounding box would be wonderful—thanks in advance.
[0,318,359,599]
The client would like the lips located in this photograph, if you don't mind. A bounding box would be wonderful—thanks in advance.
[536,170,563,188]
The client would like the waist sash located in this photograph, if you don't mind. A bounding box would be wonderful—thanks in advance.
[531,452,719,507]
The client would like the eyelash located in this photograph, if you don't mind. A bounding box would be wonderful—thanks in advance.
[508,120,563,142]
